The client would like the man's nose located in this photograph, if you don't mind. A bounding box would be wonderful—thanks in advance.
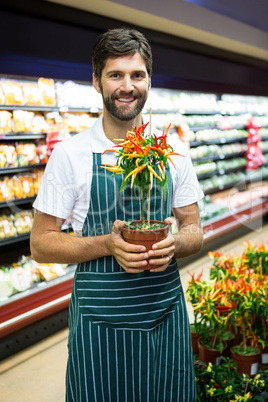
[120,76,134,92]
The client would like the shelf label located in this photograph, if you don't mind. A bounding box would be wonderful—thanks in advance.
[250,362,258,376]
[261,353,268,364]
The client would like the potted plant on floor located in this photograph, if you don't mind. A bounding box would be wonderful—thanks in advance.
[191,280,234,364]
[101,121,182,267]
[229,272,265,377]
[186,269,206,354]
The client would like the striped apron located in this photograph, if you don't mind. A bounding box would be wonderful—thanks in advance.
[66,153,196,402]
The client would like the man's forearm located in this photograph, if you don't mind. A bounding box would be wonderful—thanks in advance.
[30,230,111,264]
[173,224,203,259]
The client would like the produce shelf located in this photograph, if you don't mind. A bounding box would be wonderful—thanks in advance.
[0,164,46,175]
[202,197,268,242]
[0,265,75,338]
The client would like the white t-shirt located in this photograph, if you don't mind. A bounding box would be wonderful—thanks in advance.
[33,116,204,235]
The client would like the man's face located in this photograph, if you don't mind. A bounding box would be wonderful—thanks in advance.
[93,53,151,121]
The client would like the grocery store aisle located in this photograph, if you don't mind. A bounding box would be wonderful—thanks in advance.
[1,222,268,402]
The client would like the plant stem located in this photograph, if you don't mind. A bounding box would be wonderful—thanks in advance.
[212,328,218,348]
[148,188,150,225]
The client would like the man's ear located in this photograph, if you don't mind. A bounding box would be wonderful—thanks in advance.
[92,73,101,94]
[148,77,151,90]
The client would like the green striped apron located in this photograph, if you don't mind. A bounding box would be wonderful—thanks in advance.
[66,153,196,402]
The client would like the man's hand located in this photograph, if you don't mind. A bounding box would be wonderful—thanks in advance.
[146,217,175,272]
[106,220,150,273]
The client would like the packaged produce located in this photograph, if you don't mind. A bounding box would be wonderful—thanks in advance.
[13,110,35,133]
[22,82,42,106]
[0,177,14,202]
[32,169,44,194]
[0,144,18,168]
[34,261,66,281]
[0,215,17,239]
[0,83,5,104]
[16,142,37,166]
[19,255,40,284]
[9,264,33,292]
[13,211,33,234]
[0,111,12,134]
[31,113,49,133]
[36,140,48,164]
[12,173,35,199]
[0,269,13,298]
[38,77,56,106]
[2,81,24,105]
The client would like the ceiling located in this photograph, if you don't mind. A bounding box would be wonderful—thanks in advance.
[43,0,268,62]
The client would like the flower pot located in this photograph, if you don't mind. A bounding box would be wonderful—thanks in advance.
[231,346,261,377]
[222,332,236,358]
[122,220,169,270]
[191,330,200,355]
[198,337,227,365]
[261,344,268,365]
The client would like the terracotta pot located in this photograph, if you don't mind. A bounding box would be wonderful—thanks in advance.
[122,220,169,270]
[231,346,261,377]
[261,344,268,365]
[191,330,200,355]
[198,337,227,365]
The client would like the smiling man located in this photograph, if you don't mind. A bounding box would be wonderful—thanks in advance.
[30,27,203,402]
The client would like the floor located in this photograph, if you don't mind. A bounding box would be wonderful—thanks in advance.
[1,222,268,402]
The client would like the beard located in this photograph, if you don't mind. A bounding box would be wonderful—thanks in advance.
[100,86,148,121]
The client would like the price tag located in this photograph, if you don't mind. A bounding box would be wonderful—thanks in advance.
[23,180,30,195]
[0,182,9,199]
[2,219,11,235]
[261,353,268,364]
[250,362,258,376]
[23,214,32,228]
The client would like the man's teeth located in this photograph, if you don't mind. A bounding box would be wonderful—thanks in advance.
[117,98,134,102]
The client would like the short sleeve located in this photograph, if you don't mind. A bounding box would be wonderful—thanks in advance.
[167,137,204,208]
[33,142,76,220]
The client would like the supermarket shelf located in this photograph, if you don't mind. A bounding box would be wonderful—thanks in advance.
[197,165,246,180]
[0,164,46,175]
[0,196,35,209]
[190,136,247,147]
[0,105,102,113]
[0,133,46,140]
[192,151,246,164]
[203,174,268,195]
[0,265,76,338]
[0,233,30,247]
[202,197,268,242]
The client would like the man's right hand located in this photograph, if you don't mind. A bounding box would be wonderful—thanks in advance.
[106,220,149,273]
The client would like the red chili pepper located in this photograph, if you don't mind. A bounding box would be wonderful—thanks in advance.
[128,138,144,153]
[133,127,145,143]
[149,146,164,154]
[137,122,149,133]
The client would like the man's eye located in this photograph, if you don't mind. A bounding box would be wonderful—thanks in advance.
[111,73,120,78]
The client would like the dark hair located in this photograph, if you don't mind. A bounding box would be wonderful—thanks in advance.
[92,27,152,80]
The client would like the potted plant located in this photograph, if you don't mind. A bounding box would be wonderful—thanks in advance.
[229,273,265,377]
[242,241,268,275]
[191,280,233,364]
[101,121,182,266]
[194,357,268,401]
[186,269,206,354]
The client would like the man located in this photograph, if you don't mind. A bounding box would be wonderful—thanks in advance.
[31,27,203,402]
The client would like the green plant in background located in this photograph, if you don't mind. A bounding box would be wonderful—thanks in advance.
[191,280,235,353]
[243,241,268,275]
[194,358,268,402]
[101,122,182,227]
[186,270,206,334]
